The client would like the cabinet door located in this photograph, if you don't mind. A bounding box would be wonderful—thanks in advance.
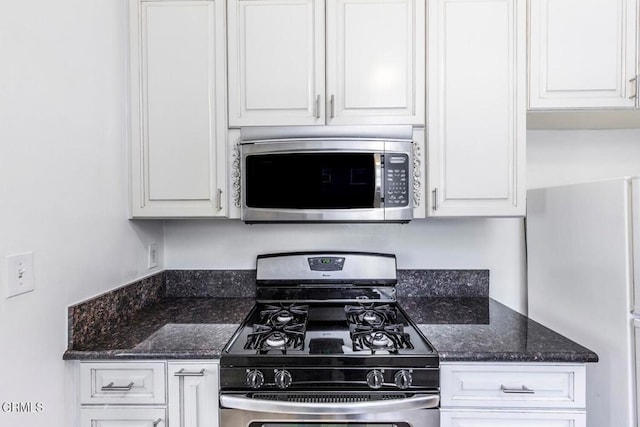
[227,0,325,126]
[529,0,638,109]
[441,410,586,427]
[326,0,425,125]
[427,0,526,217]
[168,362,219,427]
[129,0,227,218]
[80,407,166,427]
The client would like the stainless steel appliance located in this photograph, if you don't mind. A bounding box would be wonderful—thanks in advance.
[219,252,440,426]
[240,126,414,223]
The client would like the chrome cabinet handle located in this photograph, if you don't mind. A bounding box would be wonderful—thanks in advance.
[174,368,205,377]
[314,94,321,119]
[500,384,535,394]
[432,188,438,211]
[630,76,638,100]
[216,188,223,212]
[101,381,134,391]
[330,94,336,118]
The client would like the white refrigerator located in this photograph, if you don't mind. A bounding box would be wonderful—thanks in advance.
[527,177,640,427]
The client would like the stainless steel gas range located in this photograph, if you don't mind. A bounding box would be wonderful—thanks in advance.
[219,252,440,427]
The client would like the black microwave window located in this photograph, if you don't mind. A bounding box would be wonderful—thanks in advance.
[245,153,376,209]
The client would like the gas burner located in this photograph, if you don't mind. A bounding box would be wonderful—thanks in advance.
[345,303,397,327]
[260,303,309,327]
[245,304,308,353]
[265,331,288,348]
[349,323,414,354]
[245,322,306,353]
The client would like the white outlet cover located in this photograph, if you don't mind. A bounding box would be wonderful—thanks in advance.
[6,252,35,298]
[148,243,158,269]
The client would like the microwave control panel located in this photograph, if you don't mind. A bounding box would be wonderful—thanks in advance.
[384,154,410,207]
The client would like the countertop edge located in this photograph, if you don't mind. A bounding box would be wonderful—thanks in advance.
[436,351,599,363]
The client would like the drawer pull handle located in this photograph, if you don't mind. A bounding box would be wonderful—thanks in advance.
[500,384,535,394]
[152,418,162,427]
[101,381,134,391]
[174,368,205,377]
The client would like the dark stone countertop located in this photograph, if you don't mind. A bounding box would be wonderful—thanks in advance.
[63,298,253,360]
[64,296,597,363]
[408,298,598,363]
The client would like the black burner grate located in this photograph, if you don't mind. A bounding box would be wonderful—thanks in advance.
[244,303,309,353]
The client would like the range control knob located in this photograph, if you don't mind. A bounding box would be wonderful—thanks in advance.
[246,369,264,389]
[394,370,413,389]
[366,369,385,389]
[274,369,293,389]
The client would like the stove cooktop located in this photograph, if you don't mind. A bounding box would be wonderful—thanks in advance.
[222,302,437,365]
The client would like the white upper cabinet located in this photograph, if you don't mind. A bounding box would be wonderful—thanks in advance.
[427,0,526,217]
[227,0,325,126]
[325,0,425,125]
[529,0,639,109]
[130,0,227,218]
[227,0,425,126]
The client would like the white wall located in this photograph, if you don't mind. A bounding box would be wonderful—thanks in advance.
[528,129,640,189]
[0,1,164,427]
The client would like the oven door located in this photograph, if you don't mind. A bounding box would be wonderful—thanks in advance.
[220,392,439,427]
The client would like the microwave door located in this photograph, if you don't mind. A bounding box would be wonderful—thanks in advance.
[245,153,380,210]
[242,152,385,222]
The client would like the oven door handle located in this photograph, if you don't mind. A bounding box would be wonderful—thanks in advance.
[219,393,439,415]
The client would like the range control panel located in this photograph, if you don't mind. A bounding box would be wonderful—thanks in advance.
[307,256,346,271]
[384,154,410,207]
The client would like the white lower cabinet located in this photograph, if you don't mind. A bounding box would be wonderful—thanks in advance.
[168,362,219,427]
[441,410,586,426]
[74,360,219,427]
[80,407,167,427]
[440,363,587,427]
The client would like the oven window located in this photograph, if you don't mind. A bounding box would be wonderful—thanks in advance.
[245,153,376,209]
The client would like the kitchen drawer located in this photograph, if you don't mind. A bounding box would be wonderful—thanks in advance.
[441,363,586,409]
[80,362,166,405]
[80,407,166,427]
[441,409,586,427]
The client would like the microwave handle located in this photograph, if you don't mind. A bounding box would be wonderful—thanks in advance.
[374,153,383,208]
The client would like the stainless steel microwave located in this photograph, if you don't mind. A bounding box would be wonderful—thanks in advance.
[240,126,414,223]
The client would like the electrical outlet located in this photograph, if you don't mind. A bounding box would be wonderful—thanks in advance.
[148,243,158,269]
[6,252,35,298]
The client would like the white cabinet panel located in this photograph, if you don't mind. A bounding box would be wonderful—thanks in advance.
[326,0,425,125]
[635,320,640,427]
[80,362,166,405]
[130,0,227,217]
[80,407,166,427]
[441,410,586,427]
[441,364,585,409]
[440,363,587,426]
[227,0,424,126]
[227,0,325,126]
[427,0,526,217]
[168,362,219,427]
[529,0,638,109]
